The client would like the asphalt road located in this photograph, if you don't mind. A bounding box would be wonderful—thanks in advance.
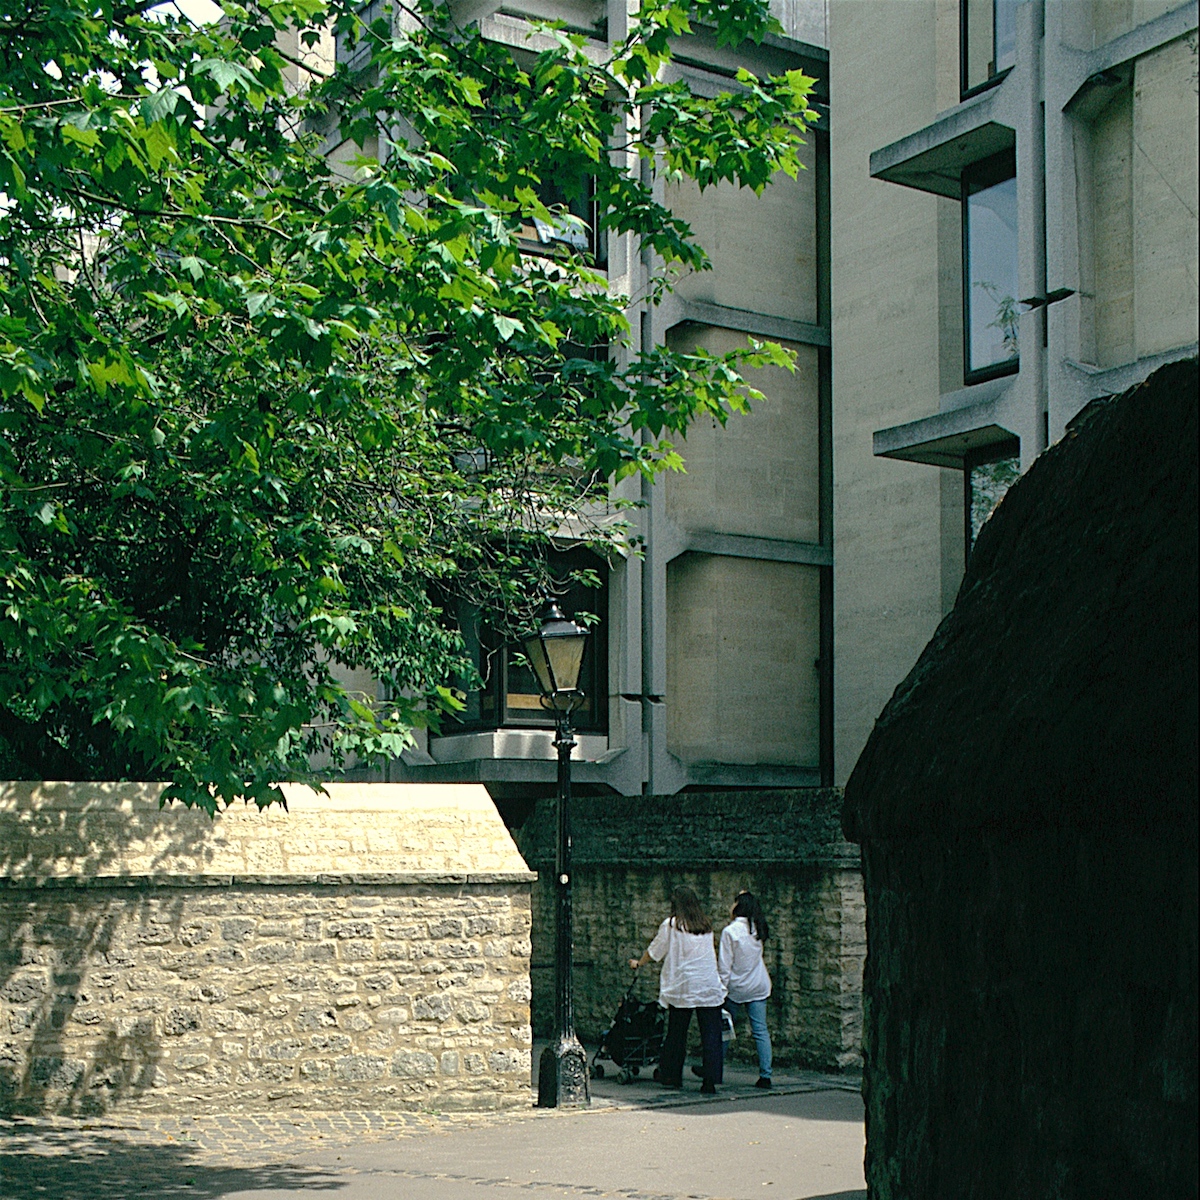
[1,1070,865,1200]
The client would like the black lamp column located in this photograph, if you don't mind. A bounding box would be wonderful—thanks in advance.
[524,604,591,1109]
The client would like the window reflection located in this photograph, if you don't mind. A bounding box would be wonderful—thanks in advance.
[966,447,1020,554]
[964,154,1019,380]
[453,548,608,734]
[993,0,1019,75]
[962,0,1021,95]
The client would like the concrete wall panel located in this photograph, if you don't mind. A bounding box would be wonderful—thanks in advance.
[830,0,956,782]
[1133,36,1200,359]
[667,144,819,325]
[665,329,820,544]
[666,555,820,766]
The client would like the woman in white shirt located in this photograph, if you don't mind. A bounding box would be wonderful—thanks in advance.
[718,891,773,1088]
[629,885,726,1094]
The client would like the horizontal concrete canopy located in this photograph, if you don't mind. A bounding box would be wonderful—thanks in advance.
[869,87,1015,198]
[873,399,1018,469]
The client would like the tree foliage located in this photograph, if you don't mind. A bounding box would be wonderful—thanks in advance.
[0,0,816,808]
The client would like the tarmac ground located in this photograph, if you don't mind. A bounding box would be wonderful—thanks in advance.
[0,1051,865,1200]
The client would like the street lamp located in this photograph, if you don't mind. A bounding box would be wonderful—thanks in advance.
[523,602,591,1109]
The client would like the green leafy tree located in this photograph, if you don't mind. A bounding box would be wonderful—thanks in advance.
[0,0,816,808]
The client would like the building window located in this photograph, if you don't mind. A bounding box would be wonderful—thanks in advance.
[454,547,609,734]
[519,178,607,267]
[963,152,1019,383]
[964,442,1020,556]
[961,0,1019,97]
[336,0,387,71]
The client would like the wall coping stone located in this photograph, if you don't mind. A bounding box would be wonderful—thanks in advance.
[0,780,536,884]
[517,788,859,869]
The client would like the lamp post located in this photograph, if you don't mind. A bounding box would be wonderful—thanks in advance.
[523,603,591,1109]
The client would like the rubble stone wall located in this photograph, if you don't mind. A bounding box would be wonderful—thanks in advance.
[0,782,535,1115]
[516,789,864,1072]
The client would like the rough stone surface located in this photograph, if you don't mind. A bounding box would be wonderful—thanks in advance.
[842,361,1199,1199]
[0,782,535,1115]
[516,790,864,1071]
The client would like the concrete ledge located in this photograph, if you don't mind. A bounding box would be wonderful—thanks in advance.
[672,300,831,348]
[681,531,832,567]
[869,87,1014,198]
[873,399,1018,469]
[1060,1,1198,113]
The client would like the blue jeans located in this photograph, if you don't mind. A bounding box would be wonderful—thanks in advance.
[724,999,772,1078]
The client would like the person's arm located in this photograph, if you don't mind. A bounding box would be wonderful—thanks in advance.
[628,917,670,970]
[718,925,734,992]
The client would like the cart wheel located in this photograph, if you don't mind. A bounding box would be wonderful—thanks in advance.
[591,1063,605,1080]
[629,1065,640,1077]
[617,1069,633,1085]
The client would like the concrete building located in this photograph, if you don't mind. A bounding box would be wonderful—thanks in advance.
[323,0,856,1069]
[354,1,836,801]
[828,0,1198,781]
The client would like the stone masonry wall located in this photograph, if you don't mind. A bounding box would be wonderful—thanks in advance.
[0,781,536,1115]
[0,882,532,1115]
[515,790,864,1072]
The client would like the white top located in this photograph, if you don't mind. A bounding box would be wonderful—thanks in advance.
[647,917,726,1009]
[718,917,772,1004]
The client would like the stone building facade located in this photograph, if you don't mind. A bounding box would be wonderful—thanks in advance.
[0,782,534,1115]
[829,0,1198,782]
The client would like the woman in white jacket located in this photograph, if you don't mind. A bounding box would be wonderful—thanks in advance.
[629,885,725,1094]
[718,891,773,1088]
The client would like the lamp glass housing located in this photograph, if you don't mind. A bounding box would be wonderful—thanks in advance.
[523,605,589,706]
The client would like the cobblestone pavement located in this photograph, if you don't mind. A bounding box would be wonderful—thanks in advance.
[0,1062,865,1200]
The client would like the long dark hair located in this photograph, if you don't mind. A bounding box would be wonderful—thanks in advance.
[670,886,712,935]
[732,891,769,943]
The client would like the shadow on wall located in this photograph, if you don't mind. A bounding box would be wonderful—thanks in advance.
[0,891,178,1115]
[0,781,222,881]
[0,1128,341,1199]
[514,791,864,1074]
[0,787,217,1115]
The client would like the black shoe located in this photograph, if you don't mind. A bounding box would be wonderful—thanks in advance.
[754,1077,772,1089]
[660,1078,682,1090]
[700,1081,716,1095]
[691,1065,705,1079]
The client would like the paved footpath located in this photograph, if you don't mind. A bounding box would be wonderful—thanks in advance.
[0,1062,865,1200]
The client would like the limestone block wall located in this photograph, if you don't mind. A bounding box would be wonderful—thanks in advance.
[515,790,863,1072]
[0,782,535,1115]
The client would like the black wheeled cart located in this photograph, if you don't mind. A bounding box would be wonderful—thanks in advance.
[590,968,665,1085]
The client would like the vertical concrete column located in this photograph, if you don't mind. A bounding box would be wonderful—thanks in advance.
[603,0,650,795]
[638,137,686,797]
[1015,0,1048,469]
[1041,0,1081,444]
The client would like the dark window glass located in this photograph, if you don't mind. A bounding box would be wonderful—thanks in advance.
[962,0,1019,96]
[963,153,1019,381]
[454,548,608,734]
[519,179,607,266]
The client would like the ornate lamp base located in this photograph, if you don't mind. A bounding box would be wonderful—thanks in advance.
[536,1034,590,1108]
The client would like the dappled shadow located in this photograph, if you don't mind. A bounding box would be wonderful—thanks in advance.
[0,1127,346,1199]
[1,783,236,1116]
[0,781,221,882]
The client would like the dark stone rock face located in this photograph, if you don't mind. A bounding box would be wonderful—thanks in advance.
[843,360,1198,1200]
